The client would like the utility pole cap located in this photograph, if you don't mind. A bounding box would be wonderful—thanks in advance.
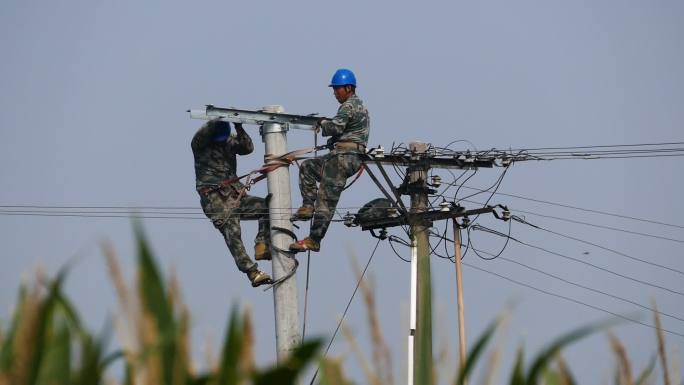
[262,105,285,113]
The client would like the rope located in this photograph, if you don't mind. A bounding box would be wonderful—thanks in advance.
[308,238,382,385]
[302,130,319,339]
[262,226,299,292]
[342,163,366,191]
[202,145,329,197]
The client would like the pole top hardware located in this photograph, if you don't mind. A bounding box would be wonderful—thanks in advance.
[188,105,329,131]
[492,204,511,221]
[368,145,385,158]
[354,205,493,231]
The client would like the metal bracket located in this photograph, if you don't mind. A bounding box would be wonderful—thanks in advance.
[260,123,289,134]
[188,104,328,130]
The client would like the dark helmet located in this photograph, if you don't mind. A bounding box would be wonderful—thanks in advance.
[211,120,231,142]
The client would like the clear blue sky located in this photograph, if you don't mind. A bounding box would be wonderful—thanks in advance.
[1,1,682,383]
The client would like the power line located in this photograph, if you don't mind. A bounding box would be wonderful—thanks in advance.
[530,154,684,161]
[506,206,684,244]
[510,216,684,276]
[470,225,684,297]
[455,200,684,274]
[389,231,684,339]
[455,186,684,230]
[309,238,382,385]
[505,141,684,152]
[463,262,684,339]
[468,245,684,324]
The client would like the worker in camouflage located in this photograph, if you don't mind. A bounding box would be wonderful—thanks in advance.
[290,68,370,252]
[192,119,273,287]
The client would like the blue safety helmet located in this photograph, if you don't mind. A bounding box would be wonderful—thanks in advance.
[211,121,231,142]
[329,68,357,87]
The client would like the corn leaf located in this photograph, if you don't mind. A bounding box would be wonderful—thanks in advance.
[525,321,610,385]
[509,346,525,385]
[0,284,26,372]
[134,223,177,384]
[35,324,71,385]
[635,355,657,385]
[455,318,499,385]
[543,367,559,385]
[556,357,576,385]
[253,339,323,385]
[26,267,68,385]
[188,374,212,385]
[216,305,244,385]
[318,358,354,385]
[318,359,352,385]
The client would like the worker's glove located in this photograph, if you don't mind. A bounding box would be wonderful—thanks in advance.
[326,136,338,150]
[234,122,244,130]
[315,118,329,134]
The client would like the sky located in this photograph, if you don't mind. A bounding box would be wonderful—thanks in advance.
[1,0,683,384]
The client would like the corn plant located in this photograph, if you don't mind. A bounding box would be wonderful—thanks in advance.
[1,223,680,385]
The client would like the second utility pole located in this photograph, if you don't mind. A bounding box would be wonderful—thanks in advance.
[408,142,433,385]
[453,221,467,381]
[261,105,301,361]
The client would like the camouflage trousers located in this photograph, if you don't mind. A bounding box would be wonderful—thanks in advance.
[298,151,363,242]
[198,188,270,274]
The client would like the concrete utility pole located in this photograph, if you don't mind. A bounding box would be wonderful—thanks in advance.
[408,142,433,385]
[260,105,301,361]
[453,221,467,381]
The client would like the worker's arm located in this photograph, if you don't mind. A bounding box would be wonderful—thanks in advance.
[191,119,229,152]
[320,103,352,137]
[229,123,254,155]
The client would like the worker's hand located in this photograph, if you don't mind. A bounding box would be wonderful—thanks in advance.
[314,118,329,134]
[234,122,244,131]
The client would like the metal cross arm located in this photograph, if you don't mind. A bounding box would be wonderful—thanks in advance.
[354,205,498,231]
[360,153,496,170]
[188,105,330,131]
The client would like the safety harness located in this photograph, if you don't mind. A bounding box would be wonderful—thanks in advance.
[199,142,367,199]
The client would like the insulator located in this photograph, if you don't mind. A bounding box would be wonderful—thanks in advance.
[502,157,512,167]
[374,145,385,158]
[431,175,442,188]
[343,212,355,227]
[502,209,511,221]
[461,216,471,227]
[439,201,451,212]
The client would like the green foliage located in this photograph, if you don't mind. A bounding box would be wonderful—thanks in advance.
[0,268,118,385]
[253,340,323,385]
[509,347,526,385]
[455,318,499,385]
[0,224,679,385]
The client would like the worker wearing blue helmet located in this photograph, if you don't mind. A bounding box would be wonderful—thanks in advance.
[290,68,370,252]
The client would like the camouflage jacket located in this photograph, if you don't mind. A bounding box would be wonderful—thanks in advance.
[191,120,253,189]
[320,94,370,147]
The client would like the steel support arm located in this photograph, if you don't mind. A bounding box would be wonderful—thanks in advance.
[189,105,329,130]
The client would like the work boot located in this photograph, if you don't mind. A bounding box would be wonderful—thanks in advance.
[291,205,314,221]
[289,237,320,253]
[247,270,272,287]
[254,242,272,261]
